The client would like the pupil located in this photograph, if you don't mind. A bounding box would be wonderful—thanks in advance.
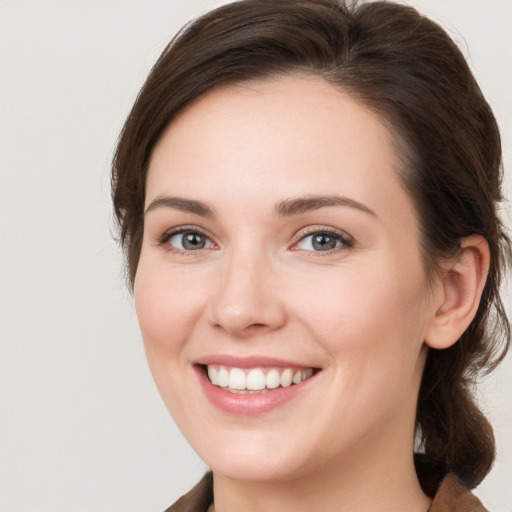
[183,233,205,250]
[312,234,336,251]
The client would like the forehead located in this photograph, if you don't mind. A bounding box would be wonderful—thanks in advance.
[146,75,413,224]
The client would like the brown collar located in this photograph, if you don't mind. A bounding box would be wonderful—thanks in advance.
[428,473,488,512]
[166,471,488,512]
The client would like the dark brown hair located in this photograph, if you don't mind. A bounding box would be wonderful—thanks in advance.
[112,0,510,494]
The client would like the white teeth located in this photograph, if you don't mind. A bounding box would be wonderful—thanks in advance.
[206,364,315,392]
[207,365,219,385]
[247,369,266,390]
[280,368,293,387]
[301,368,313,381]
[217,366,229,387]
[228,368,246,390]
[266,369,281,389]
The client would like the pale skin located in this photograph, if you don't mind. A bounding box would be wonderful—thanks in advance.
[135,75,490,512]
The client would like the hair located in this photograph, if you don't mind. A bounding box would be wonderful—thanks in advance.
[112,0,510,495]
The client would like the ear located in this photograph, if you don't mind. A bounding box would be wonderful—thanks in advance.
[424,235,490,350]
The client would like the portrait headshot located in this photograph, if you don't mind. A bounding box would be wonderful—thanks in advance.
[1,1,511,511]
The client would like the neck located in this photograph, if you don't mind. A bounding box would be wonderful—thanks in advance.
[211,426,431,512]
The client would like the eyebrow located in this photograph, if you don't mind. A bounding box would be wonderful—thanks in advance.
[144,194,376,218]
[145,196,215,217]
[275,195,376,217]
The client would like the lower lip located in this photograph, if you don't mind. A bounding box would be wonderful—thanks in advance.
[196,367,316,416]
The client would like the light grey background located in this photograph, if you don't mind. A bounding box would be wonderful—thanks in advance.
[1,1,510,511]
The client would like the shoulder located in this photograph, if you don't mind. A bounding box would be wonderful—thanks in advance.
[164,470,488,512]
[164,472,213,512]
[430,473,488,512]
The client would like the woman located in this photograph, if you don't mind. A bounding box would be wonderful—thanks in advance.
[111,1,510,510]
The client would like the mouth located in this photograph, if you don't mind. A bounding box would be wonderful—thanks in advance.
[201,364,316,394]
[194,355,321,415]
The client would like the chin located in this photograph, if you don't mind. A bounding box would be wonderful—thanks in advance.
[190,429,316,483]
[207,455,301,483]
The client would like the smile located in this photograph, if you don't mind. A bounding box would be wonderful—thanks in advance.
[194,356,320,415]
[206,365,315,393]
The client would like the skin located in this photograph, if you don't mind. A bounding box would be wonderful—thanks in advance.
[135,75,487,511]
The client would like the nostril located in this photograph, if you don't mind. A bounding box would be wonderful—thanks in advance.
[207,293,287,336]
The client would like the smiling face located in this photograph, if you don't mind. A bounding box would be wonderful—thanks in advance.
[135,76,439,484]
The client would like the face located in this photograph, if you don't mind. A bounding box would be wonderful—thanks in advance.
[135,76,438,483]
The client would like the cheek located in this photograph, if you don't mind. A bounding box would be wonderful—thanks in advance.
[134,260,207,376]
[133,264,208,421]
[300,269,429,435]
[301,268,423,335]
[293,262,429,381]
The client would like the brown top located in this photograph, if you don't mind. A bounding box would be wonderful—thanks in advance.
[165,471,488,512]
[428,473,488,512]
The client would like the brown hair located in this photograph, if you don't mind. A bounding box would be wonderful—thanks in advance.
[112,0,510,494]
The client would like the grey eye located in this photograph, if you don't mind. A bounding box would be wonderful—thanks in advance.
[296,232,344,252]
[312,234,338,251]
[169,231,213,250]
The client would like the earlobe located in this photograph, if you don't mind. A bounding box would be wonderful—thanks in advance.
[424,235,490,350]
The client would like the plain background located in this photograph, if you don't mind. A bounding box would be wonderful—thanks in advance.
[1,1,511,510]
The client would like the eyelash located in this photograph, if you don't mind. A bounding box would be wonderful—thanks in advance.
[156,226,354,255]
[156,227,216,255]
[292,227,354,255]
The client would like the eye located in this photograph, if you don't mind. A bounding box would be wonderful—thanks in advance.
[164,229,215,251]
[294,230,353,252]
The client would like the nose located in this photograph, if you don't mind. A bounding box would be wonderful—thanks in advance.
[207,249,287,339]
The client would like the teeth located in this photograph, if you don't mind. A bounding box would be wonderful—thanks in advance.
[207,365,218,385]
[205,364,315,392]
[229,368,246,390]
[217,367,229,387]
[301,368,313,381]
[280,368,293,387]
[266,369,280,389]
[247,369,266,390]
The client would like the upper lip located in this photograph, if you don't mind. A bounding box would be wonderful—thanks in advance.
[194,354,318,369]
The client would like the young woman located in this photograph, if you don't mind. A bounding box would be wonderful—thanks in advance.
[111,1,510,510]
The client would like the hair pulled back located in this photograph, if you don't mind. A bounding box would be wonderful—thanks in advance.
[112,0,510,494]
